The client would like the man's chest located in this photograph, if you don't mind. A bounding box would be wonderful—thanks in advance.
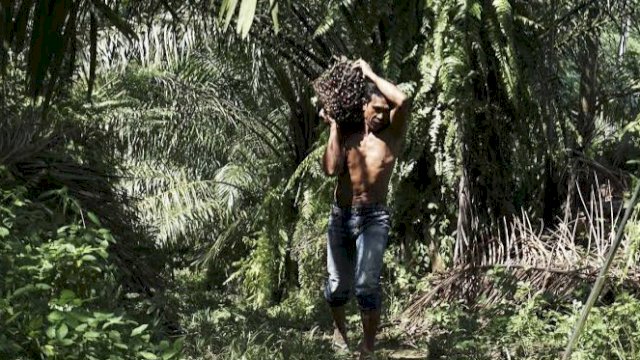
[343,132,397,169]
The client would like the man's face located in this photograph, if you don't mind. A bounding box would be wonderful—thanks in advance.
[363,94,391,133]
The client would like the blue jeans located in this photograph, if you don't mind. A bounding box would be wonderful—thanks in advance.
[324,203,390,311]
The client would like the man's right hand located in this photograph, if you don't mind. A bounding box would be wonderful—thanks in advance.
[320,109,337,126]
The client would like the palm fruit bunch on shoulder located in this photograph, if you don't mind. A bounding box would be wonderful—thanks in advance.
[313,57,366,125]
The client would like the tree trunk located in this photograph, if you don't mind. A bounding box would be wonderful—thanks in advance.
[455,168,472,265]
[541,7,562,225]
[273,66,321,302]
[617,0,630,60]
[454,3,519,265]
[565,5,599,218]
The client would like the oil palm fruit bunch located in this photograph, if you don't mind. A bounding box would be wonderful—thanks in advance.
[313,57,365,125]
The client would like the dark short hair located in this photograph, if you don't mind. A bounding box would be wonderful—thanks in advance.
[364,82,383,101]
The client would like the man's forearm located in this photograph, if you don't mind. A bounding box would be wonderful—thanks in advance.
[365,72,408,107]
[322,123,343,176]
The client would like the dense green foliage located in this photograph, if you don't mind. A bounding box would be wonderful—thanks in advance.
[422,286,640,359]
[1,0,640,358]
[0,176,181,359]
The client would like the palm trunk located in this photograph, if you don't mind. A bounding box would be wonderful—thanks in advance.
[617,0,630,60]
[566,5,599,217]
[541,13,562,225]
[455,168,472,265]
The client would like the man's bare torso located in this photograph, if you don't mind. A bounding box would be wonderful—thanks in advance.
[334,125,400,207]
[321,59,409,208]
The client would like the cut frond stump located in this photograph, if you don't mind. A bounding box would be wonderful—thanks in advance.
[312,57,366,125]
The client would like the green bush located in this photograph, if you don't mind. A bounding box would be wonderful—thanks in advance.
[422,281,640,359]
[0,177,181,360]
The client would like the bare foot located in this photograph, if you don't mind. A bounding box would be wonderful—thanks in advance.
[332,327,349,351]
[357,342,376,360]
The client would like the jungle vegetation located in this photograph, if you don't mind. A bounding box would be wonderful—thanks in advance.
[1,0,640,359]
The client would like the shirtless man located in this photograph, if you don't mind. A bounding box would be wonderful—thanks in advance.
[321,59,409,358]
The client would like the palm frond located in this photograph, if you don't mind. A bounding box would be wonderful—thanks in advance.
[128,161,255,246]
[312,0,348,37]
[404,181,639,331]
[0,0,142,100]
[488,0,519,102]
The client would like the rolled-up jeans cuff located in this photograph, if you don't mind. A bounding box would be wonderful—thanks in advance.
[356,293,381,311]
[324,285,349,307]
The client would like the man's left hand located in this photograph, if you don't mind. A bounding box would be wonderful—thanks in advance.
[319,109,337,126]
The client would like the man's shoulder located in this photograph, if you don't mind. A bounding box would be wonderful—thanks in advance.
[376,127,404,148]
[343,130,365,144]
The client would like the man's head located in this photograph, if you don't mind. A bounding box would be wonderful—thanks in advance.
[362,82,390,133]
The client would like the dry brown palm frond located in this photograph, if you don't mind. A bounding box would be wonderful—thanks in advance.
[403,179,640,330]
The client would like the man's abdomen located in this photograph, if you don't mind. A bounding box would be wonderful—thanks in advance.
[334,166,393,206]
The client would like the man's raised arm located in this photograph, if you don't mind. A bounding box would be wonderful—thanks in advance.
[353,59,410,132]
